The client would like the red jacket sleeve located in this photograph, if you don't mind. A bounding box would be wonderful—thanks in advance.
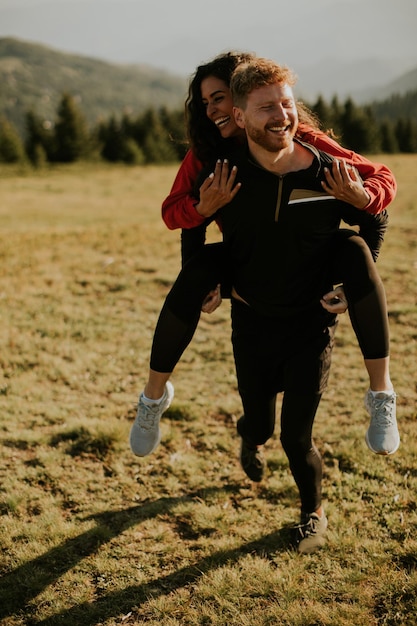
[161,150,208,230]
[297,124,397,215]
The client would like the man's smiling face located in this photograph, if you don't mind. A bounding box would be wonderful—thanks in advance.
[234,82,298,153]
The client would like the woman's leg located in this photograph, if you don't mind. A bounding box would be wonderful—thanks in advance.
[331,231,392,390]
[181,223,208,267]
[330,231,399,455]
[145,242,228,398]
[130,243,229,457]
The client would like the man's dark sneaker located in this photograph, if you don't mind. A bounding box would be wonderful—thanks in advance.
[239,439,265,482]
[293,511,328,554]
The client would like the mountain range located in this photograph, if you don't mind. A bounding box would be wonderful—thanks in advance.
[1,37,416,137]
[0,38,187,135]
[1,0,416,101]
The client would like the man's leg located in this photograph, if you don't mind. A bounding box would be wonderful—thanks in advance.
[279,320,335,553]
[280,390,323,515]
[231,300,279,481]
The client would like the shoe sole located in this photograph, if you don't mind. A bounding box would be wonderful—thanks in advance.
[297,535,327,554]
[365,432,400,456]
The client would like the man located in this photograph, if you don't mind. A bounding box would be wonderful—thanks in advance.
[214,58,399,553]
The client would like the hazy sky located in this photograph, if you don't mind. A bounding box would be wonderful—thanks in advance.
[1,0,416,91]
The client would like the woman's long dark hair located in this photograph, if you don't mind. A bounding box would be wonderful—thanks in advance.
[185,51,254,164]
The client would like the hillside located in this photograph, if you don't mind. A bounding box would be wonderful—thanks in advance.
[0,38,187,135]
[349,66,417,104]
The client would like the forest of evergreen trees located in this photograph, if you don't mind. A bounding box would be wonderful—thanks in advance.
[0,90,416,166]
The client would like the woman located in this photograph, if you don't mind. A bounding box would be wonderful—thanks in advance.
[162,52,394,263]
[130,51,398,466]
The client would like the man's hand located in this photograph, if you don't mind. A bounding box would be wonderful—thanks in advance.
[320,285,348,314]
[321,159,370,209]
[201,284,222,313]
[195,159,241,218]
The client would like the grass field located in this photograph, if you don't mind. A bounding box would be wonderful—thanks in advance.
[0,156,416,625]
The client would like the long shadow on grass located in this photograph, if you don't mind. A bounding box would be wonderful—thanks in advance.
[0,485,290,626]
[0,486,243,621]
[34,527,290,626]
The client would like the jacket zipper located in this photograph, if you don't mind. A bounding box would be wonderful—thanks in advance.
[274,176,284,222]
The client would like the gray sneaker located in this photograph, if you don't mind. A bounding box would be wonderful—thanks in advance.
[129,382,174,456]
[364,390,399,455]
[293,511,328,554]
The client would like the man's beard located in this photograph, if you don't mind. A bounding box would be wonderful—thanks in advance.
[245,121,296,153]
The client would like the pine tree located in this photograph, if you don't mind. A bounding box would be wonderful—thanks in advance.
[135,108,178,163]
[379,120,399,153]
[53,93,90,162]
[311,96,332,131]
[395,118,417,153]
[98,116,124,162]
[122,138,145,165]
[0,117,26,163]
[329,95,343,137]
[339,98,380,153]
[158,106,187,160]
[96,115,143,164]
[25,110,54,164]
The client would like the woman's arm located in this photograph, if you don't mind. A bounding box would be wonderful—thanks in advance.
[161,150,208,230]
[341,207,389,262]
[298,124,397,215]
[162,152,240,230]
[163,127,397,230]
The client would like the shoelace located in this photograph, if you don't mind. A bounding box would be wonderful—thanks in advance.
[137,401,162,430]
[294,515,319,538]
[371,395,396,426]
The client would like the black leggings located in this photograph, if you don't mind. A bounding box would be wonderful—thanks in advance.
[232,298,335,513]
[150,242,226,372]
[331,230,389,360]
[150,230,389,372]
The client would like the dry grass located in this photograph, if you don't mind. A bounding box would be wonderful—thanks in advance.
[0,157,416,625]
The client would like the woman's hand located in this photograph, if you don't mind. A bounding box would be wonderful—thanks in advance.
[321,159,370,209]
[195,159,241,218]
[201,284,222,313]
[320,285,348,314]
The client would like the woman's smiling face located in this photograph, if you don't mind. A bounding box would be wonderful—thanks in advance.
[200,75,241,139]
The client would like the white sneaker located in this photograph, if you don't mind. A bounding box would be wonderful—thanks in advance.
[364,389,399,455]
[129,382,174,456]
